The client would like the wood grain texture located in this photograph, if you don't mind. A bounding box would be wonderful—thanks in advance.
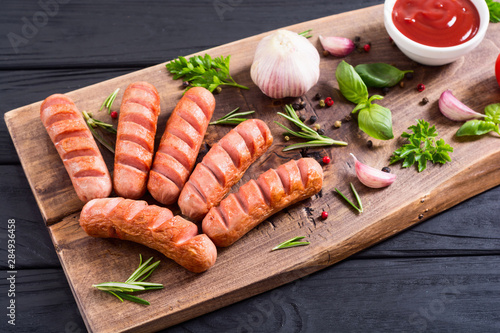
[4,4,500,332]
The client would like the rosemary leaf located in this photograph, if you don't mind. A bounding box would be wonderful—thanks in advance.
[272,236,310,251]
[298,29,313,38]
[350,182,364,213]
[335,183,363,213]
[100,88,120,114]
[210,107,255,125]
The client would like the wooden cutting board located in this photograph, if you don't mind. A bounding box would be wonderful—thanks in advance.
[5,4,500,333]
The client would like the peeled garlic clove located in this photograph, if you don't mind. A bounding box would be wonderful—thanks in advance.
[439,90,485,121]
[351,153,396,188]
[250,29,320,99]
[319,35,355,57]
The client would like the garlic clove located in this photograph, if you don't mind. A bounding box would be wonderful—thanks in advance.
[319,35,355,57]
[439,89,485,121]
[351,153,396,188]
[250,30,320,99]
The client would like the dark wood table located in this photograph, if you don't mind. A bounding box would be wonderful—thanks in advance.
[1,1,499,332]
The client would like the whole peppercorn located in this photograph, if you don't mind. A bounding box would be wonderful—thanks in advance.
[313,123,321,131]
[417,83,425,92]
[405,72,414,80]
[366,140,373,148]
[399,81,405,88]
[354,36,361,43]
[182,81,190,88]
[292,103,301,110]
[363,43,371,52]
[325,97,334,107]
[321,211,328,220]
[310,115,318,124]
[299,100,306,109]
[382,166,391,173]
[215,86,222,94]
[322,156,331,164]
[299,114,306,122]
[110,111,118,119]
[314,92,323,100]
[317,128,325,135]
[334,120,342,128]
[420,97,429,105]
[284,136,290,141]
[382,87,390,95]
[323,50,329,56]
[319,100,326,108]
[343,115,352,122]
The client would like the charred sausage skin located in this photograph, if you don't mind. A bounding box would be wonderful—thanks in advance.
[178,119,273,221]
[148,87,215,205]
[202,158,323,247]
[79,197,217,273]
[113,82,161,199]
[40,94,112,202]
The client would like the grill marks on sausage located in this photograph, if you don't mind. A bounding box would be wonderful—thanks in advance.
[40,94,112,202]
[79,198,217,273]
[178,119,273,221]
[148,87,215,205]
[202,158,323,247]
[114,82,160,199]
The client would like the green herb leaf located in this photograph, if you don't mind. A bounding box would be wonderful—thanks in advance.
[100,88,120,114]
[335,183,363,213]
[272,236,310,251]
[358,104,394,140]
[456,120,499,136]
[210,107,255,125]
[485,103,500,124]
[390,119,453,172]
[82,111,116,154]
[166,54,249,92]
[93,255,163,305]
[275,105,348,151]
[486,0,500,23]
[336,60,369,104]
[355,63,413,88]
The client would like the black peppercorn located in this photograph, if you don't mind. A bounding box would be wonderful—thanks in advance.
[354,36,361,42]
[318,129,325,135]
[405,72,414,80]
[366,140,373,148]
[420,97,429,105]
[343,115,352,122]
[292,103,301,110]
[299,114,306,122]
[310,115,317,124]
[382,166,391,173]
[314,93,322,100]
[299,100,306,109]
[382,87,390,95]
[182,81,190,88]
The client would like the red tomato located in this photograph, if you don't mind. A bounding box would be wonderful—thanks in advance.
[496,53,500,87]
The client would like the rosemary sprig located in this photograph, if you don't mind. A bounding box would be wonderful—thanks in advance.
[99,88,120,114]
[335,182,363,213]
[272,236,310,251]
[298,29,313,38]
[82,111,116,154]
[275,104,348,151]
[93,255,163,306]
[209,107,255,125]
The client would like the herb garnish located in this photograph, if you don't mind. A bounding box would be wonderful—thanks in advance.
[275,104,348,151]
[486,0,500,23]
[99,88,120,114]
[336,61,394,140]
[82,111,116,154]
[390,119,453,172]
[335,183,363,213]
[456,103,500,137]
[209,107,255,125]
[355,63,413,88]
[166,54,249,92]
[298,29,313,38]
[93,255,163,305]
[272,236,310,251]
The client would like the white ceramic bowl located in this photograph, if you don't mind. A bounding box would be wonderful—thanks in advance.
[384,0,489,66]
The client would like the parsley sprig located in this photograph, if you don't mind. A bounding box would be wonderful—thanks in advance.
[390,119,453,172]
[166,54,249,92]
[92,255,163,305]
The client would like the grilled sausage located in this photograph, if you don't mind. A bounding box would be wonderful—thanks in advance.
[113,82,161,199]
[202,158,323,247]
[178,119,273,221]
[79,197,217,273]
[148,87,215,205]
[40,94,112,202]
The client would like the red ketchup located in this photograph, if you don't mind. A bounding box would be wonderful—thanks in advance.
[392,0,480,47]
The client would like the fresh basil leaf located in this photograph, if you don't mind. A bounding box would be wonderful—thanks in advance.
[357,104,394,140]
[355,63,413,88]
[336,60,369,104]
[485,103,500,124]
[456,120,498,136]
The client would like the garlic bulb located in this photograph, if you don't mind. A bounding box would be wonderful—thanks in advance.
[250,29,320,99]
[351,154,396,188]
